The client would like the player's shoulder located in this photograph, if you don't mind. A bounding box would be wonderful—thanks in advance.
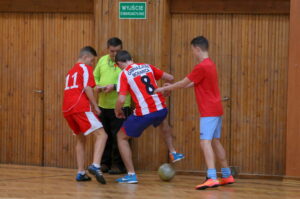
[196,58,214,69]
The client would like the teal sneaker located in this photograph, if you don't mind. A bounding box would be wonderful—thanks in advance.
[170,152,185,163]
[116,174,138,184]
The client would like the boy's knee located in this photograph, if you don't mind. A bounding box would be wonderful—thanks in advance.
[94,128,107,139]
[117,130,129,140]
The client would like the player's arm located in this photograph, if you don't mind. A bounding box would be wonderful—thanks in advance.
[161,72,174,83]
[155,77,192,93]
[185,82,194,88]
[115,72,128,118]
[85,86,101,115]
[115,95,126,119]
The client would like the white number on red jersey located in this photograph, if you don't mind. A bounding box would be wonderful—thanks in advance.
[65,72,79,90]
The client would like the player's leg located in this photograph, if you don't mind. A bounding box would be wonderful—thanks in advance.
[115,114,149,184]
[195,117,220,190]
[87,127,108,184]
[64,114,92,181]
[92,127,108,169]
[117,129,134,173]
[116,129,138,184]
[76,133,86,173]
[75,133,91,181]
[159,118,185,163]
[73,112,107,184]
[211,117,234,185]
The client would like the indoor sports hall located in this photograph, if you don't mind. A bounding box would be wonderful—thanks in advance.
[0,0,300,198]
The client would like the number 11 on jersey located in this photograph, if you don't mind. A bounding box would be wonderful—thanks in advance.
[65,72,79,90]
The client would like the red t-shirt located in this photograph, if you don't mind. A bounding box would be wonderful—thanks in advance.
[62,63,96,116]
[187,58,223,117]
[117,63,166,116]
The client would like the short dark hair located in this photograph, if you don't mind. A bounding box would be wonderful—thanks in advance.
[79,46,97,57]
[115,50,132,63]
[191,36,209,51]
[107,37,122,48]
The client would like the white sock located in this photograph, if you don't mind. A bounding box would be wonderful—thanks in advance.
[170,151,176,154]
[78,171,85,175]
[93,163,100,168]
[128,172,135,176]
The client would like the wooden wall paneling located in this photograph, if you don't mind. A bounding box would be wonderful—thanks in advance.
[171,0,290,14]
[231,14,289,175]
[0,0,93,13]
[43,13,95,168]
[170,14,232,172]
[286,0,300,178]
[0,13,44,165]
[94,0,171,170]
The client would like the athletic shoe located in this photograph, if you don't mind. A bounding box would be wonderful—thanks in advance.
[87,165,106,184]
[76,173,91,181]
[195,178,220,190]
[219,175,235,185]
[170,152,185,163]
[116,174,138,184]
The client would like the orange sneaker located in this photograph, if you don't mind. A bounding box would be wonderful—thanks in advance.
[219,175,235,185]
[195,178,220,190]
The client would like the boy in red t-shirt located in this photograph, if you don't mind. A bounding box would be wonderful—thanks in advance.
[63,46,107,184]
[156,36,235,190]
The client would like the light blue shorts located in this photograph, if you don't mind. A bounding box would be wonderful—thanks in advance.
[200,117,222,140]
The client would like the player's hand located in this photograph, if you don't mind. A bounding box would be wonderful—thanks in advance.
[93,105,101,116]
[95,86,105,93]
[115,109,125,119]
[155,87,164,94]
[163,83,171,87]
[103,84,115,93]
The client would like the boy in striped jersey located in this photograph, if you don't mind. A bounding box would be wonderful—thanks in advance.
[113,50,184,184]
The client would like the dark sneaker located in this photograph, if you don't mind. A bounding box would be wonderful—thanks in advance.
[88,165,106,184]
[76,173,91,182]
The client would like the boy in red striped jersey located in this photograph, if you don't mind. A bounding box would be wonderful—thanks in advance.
[113,50,184,184]
[63,46,107,184]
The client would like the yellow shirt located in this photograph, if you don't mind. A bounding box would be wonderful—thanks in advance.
[93,55,131,108]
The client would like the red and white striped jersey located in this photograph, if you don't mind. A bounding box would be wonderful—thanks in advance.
[62,63,96,116]
[117,63,166,116]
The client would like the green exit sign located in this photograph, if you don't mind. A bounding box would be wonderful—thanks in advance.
[119,2,147,19]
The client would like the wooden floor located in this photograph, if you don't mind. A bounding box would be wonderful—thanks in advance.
[0,164,300,199]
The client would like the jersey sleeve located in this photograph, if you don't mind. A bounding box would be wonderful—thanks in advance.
[186,65,205,84]
[117,71,129,95]
[149,64,164,80]
[82,65,96,88]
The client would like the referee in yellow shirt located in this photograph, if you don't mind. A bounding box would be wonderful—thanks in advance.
[94,38,131,174]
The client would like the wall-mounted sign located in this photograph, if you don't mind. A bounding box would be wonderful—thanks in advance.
[119,2,147,19]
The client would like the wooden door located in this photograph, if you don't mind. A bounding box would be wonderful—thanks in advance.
[43,13,95,168]
[0,13,44,165]
[230,15,289,175]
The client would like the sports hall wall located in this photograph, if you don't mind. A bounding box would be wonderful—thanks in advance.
[1,0,299,178]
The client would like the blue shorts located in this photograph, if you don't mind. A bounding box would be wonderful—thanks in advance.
[200,117,222,140]
[122,108,168,137]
